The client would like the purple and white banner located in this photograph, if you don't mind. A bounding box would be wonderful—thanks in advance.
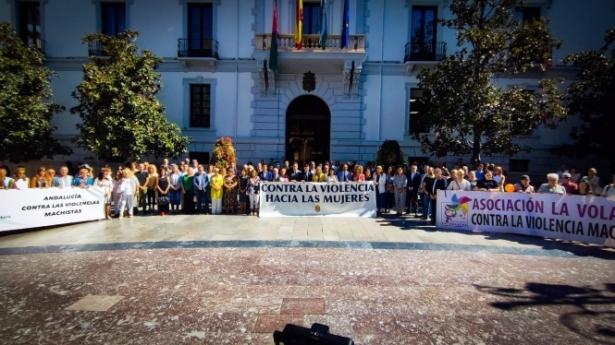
[436,190,615,247]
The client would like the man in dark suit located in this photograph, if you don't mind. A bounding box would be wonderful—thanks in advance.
[337,164,352,182]
[193,165,210,214]
[301,165,312,182]
[406,164,422,216]
[427,168,448,225]
[259,164,273,182]
[288,162,303,181]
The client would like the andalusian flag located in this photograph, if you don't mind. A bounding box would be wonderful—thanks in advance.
[294,0,303,50]
[319,0,327,50]
[269,0,279,71]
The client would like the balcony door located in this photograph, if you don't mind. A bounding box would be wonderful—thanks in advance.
[286,95,331,166]
[410,6,437,61]
[101,3,126,37]
[188,3,213,56]
[18,2,41,48]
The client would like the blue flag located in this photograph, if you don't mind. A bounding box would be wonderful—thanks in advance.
[341,0,349,49]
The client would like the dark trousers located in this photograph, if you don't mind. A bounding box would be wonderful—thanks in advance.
[196,189,209,214]
[430,196,437,224]
[386,192,395,210]
[146,189,156,212]
[406,191,419,213]
[138,189,147,212]
[376,192,386,211]
[183,191,195,214]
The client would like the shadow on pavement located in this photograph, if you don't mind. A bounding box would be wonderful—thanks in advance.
[376,215,615,261]
[475,282,615,344]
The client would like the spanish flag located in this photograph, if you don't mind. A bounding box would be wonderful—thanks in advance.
[294,0,303,50]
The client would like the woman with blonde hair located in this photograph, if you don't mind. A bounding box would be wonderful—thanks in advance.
[373,165,387,214]
[353,165,366,181]
[118,168,137,218]
[14,167,29,190]
[492,166,506,191]
[210,167,224,214]
[581,168,601,195]
[45,168,56,187]
[112,168,124,217]
[312,166,326,182]
[145,165,159,213]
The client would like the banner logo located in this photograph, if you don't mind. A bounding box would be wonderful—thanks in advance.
[442,194,472,227]
[315,204,321,212]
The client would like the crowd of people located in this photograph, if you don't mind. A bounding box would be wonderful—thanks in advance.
[1,159,614,224]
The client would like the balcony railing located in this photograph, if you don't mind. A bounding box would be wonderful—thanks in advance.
[88,40,106,57]
[404,41,447,62]
[178,38,218,58]
[255,34,365,52]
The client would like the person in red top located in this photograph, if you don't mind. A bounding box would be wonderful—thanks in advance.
[560,172,578,195]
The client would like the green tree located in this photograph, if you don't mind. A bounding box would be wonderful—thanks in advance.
[552,28,615,163]
[376,140,404,167]
[0,22,70,163]
[413,0,567,165]
[71,31,190,161]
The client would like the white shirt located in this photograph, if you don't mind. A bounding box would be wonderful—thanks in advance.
[601,184,615,201]
[120,178,136,195]
[14,178,29,190]
[373,173,387,193]
[447,179,471,191]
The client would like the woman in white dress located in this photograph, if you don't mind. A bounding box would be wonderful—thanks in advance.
[112,169,124,217]
[95,168,113,219]
[13,167,29,190]
[325,168,338,183]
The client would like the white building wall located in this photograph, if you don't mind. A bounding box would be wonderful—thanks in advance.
[130,0,182,58]
[2,0,613,177]
[0,2,11,22]
[49,71,82,136]
[45,0,95,57]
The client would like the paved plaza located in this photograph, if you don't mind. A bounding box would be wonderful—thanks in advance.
[0,214,614,344]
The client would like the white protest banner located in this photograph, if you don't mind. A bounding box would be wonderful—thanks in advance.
[259,181,377,217]
[436,190,615,247]
[0,187,105,232]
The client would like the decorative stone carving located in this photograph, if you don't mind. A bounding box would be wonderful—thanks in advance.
[342,60,362,98]
[302,71,316,92]
[258,60,276,96]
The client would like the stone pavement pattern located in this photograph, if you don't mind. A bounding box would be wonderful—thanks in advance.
[0,215,614,344]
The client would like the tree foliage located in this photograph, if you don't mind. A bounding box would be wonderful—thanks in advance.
[71,31,190,161]
[376,140,405,167]
[414,0,567,165]
[0,22,71,163]
[210,137,237,169]
[552,28,615,162]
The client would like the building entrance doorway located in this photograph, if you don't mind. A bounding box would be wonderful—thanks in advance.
[285,95,331,166]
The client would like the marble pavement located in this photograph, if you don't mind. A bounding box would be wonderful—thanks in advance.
[0,214,614,344]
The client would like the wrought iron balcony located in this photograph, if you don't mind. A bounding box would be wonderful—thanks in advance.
[177,38,218,58]
[404,41,446,62]
[87,40,107,57]
[255,33,366,52]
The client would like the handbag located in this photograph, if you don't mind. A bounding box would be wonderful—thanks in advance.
[158,195,170,206]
